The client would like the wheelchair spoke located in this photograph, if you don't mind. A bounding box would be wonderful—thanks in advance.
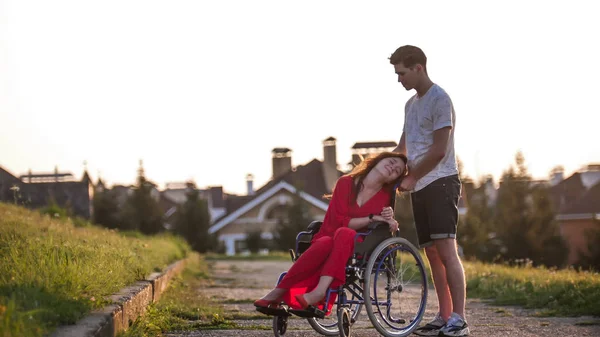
[364,237,428,337]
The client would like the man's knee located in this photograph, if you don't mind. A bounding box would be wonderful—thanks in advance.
[433,238,459,265]
[425,245,442,263]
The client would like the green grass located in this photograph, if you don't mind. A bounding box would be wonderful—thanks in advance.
[464,259,600,316]
[119,253,238,337]
[204,251,291,261]
[0,203,190,337]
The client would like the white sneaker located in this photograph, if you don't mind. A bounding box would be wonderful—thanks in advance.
[439,312,470,336]
[413,312,446,336]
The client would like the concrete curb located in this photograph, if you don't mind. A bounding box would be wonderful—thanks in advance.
[50,258,188,337]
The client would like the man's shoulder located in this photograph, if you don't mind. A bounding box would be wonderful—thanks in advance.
[430,84,452,100]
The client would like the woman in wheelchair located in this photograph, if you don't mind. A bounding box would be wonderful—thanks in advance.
[254,151,408,313]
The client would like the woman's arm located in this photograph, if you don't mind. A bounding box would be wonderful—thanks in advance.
[347,214,387,230]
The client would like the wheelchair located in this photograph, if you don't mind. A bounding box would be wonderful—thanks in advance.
[267,220,429,337]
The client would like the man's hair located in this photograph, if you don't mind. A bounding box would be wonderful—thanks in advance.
[389,45,427,71]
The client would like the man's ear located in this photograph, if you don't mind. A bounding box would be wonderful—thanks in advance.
[416,64,424,73]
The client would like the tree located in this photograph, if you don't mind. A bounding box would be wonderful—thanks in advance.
[528,184,567,267]
[93,188,120,229]
[245,229,264,254]
[458,177,496,261]
[574,219,600,271]
[173,183,213,253]
[493,151,567,267]
[274,191,311,251]
[120,161,164,234]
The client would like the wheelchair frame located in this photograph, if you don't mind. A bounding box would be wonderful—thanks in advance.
[270,220,429,337]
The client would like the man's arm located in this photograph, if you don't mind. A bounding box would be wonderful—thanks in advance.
[393,133,406,155]
[410,126,451,180]
[400,126,451,191]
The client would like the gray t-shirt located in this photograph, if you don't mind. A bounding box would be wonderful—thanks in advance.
[403,83,458,192]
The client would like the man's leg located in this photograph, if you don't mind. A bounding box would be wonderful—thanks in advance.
[425,244,453,321]
[434,238,466,318]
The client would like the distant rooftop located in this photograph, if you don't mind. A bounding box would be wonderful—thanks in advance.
[19,171,75,183]
[352,141,397,149]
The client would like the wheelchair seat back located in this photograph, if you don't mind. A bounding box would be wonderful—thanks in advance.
[353,221,393,260]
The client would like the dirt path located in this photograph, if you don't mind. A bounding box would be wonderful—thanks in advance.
[166,260,600,337]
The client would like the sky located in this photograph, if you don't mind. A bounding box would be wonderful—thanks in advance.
[1,0,598,195]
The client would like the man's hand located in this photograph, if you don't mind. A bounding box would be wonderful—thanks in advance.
[399,174,417,192]
[387,218,399,233]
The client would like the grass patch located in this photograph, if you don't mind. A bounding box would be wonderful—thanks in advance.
[221,298,254,304]
[464,259,600,316]
[0,203,190,337]
[204,251,290,261]
[120,253,241,336]
[575,320,600,326]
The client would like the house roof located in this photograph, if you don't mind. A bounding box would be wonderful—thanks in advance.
[209,158,340,233]
[208,180,330,234]
[550,172,587,213]
[209,186,225,208]
[352,141,397,149]
[561,181,600,215]
[0,166,20,184]
[158,193,179,219]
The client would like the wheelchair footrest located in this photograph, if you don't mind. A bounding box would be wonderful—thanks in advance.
[288,307,326,319]
[255,306,291,317]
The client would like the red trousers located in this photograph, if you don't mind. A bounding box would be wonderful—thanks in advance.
[277,227,356,310]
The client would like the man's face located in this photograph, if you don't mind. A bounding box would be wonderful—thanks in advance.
[394,62,419,90]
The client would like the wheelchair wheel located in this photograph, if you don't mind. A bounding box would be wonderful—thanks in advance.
[337,307,352,337]
[272,315,288,336]
[307,283,362,336]
[363,237,428,337]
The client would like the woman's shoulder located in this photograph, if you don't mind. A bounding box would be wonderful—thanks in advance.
[338,175,354,185]
[333,175,353,191]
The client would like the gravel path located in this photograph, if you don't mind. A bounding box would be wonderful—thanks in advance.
[166,260,600,337]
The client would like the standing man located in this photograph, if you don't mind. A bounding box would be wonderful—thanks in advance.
[390,45,469,337]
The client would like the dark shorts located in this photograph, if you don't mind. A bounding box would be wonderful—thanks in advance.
[411,174,461,248]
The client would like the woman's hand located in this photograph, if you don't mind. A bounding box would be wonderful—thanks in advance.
[380,206,394,220]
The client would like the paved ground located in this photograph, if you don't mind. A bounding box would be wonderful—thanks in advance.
[166,260,600,337]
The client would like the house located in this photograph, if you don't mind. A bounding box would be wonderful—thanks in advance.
[350,141,397,168]
[550,165,600,264]
[208,137,344,255]
[158,182,226,225]
[0,165,94,218]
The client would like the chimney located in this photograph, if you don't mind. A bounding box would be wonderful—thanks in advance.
[549,167,564,187]
[323,137,338,192]
[272,148,292,179]
[246,173,255,195]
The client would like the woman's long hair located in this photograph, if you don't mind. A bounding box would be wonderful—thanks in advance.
[324,151,408,202]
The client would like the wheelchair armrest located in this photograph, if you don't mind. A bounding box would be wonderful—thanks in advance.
[307,221,323,233]
[367,220,389,230]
